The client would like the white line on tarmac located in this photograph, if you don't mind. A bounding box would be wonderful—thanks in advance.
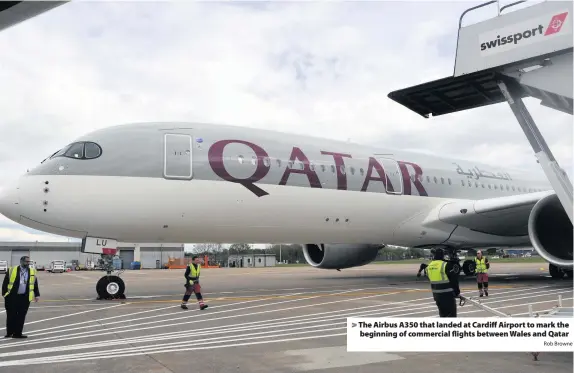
[2,286,566,359]
[2,285,559,350]
[0,304,125,332]
[23,284,418,336]
[3,286,416,347]
[1,291,570,367]
[0,330,349,367]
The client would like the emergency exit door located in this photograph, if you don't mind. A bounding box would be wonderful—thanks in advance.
[164,134,193,180]
[376,157,403,195]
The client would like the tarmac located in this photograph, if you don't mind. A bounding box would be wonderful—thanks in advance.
[0,262,572,372]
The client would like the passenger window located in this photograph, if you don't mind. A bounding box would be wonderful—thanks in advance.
[481,183,485,188]
[427,176,431,183]
[276,159,282,167]
[461,180,464,186]
[448,178,451,185]
[506,185,510,191]
[331,165,336,173]
[475,182,478,188]
[512,186,515,191]
[467,180,471,187]
[65,142,84,159]
[433,177,438,184]
[440,177,444,184]
[263,157,271,167]
[488,184,492,189]
[288,161,293,169]
[340,165,346,174]
[494,184,498,190]
[350,167,355,175]
[321,165,326,172]
[359,168,364,175]
[251,156,257,165]
[309,163,315,171]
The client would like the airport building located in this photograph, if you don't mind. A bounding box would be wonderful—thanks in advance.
[228,254,277,268]
[0,242,185,270]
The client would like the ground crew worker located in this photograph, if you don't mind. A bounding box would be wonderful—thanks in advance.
[181,256,208,310]
[426,248,460,317]
[475,250,490,297]
[2,256,40,338]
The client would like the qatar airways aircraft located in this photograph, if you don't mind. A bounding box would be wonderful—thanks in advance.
[0,122,572,298]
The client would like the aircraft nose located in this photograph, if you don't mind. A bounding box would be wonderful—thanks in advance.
[0,182,20,223]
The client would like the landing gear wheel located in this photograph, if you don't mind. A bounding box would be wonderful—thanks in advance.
[462,260,476,276]
[96,275,126,300]
[549,264,565,279]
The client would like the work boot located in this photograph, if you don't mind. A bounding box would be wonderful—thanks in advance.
[4,334,12,338]
[181,303,188,310]
[199,304,208,310]
[484,290,488,297]
[12,334,27,339]
[479,293,484,297]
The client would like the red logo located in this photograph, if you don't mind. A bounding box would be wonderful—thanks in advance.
[545,12,569,36]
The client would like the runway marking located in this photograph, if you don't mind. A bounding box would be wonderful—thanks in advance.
[0,304,125,332]
[0,330,349,367]
[21,285,423,335]
[1,286,562,358]
[1,285,560,350]
[0,289,570,366]
[4,287,417,346]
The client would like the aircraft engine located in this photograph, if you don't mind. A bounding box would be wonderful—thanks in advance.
[528,193,573,276]
[302,243,381,269]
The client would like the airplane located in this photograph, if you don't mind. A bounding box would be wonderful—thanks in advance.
[0,121,572,299]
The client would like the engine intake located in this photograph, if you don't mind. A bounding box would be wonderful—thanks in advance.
[528,194,573,268]
[302,243,381,269]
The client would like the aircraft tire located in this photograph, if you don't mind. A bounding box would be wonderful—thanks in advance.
[549,264,565,279]
[462,260,475,276]
[96,275,126,299]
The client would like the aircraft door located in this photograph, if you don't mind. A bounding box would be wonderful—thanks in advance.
[376,157,403,195]
[163,134,193,180]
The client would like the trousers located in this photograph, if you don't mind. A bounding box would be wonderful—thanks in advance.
[433,293,457,317]
[4,294,31,336]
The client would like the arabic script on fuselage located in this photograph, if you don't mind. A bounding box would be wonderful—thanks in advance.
[453,163,512,181]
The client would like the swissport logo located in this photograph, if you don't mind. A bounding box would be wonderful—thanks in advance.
[480,11,569,52]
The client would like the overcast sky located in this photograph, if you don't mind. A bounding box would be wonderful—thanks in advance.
[0,0,571,247]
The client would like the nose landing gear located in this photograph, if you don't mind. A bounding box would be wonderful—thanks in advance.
[96,254,126,300]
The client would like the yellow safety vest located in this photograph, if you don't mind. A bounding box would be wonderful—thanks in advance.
[475,258,488,273]
[3,266,36,301]
[188,263,201,284]
[426,260,453,294]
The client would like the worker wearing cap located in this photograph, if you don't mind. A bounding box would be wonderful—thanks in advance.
[426,248,461,317]
[2,256,40,338]
[475,250,490,297]
[181,256,208,310]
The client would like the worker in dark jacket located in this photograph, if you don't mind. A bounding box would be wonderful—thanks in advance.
[426,248,461,317]
[181,256,208,310]
[2,256,40,338]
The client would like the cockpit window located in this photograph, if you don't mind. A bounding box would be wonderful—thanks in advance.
[49,141,103,160]
[65,143,85,158]
[84,142,102,159]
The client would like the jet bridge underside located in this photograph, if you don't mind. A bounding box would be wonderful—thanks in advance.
[388,0,574,232]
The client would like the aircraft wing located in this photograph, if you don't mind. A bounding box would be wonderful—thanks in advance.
[436,190,555,237]
[0,1,68,33]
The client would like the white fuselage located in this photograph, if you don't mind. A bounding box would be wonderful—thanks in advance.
[0,122,552,249]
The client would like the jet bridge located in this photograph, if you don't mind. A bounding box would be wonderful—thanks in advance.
[388,0,573,225]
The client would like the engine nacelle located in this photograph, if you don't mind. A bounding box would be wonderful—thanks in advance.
[302,243,381,269]
[528,194,573,269]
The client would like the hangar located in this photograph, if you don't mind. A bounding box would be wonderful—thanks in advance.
[0,241,185,270]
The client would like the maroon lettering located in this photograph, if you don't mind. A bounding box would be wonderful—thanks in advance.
[360,157,395,192]
[398,161,428,196]
[279,147,322,188]
[321,151,352,190]
[208,140,270,197]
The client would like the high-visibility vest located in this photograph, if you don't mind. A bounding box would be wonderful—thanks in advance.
[3,266,36,301]
[188,263,201,284]
[475,258,488,273]
[426,260,453,294]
